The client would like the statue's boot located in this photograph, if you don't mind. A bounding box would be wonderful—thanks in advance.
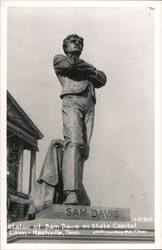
[63,191,78,205]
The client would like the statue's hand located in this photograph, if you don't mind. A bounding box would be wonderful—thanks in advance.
[88,70,107,88]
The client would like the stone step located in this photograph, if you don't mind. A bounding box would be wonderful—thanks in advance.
[7,217,154,243]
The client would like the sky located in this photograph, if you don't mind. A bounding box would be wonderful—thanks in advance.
[7,6,154,220]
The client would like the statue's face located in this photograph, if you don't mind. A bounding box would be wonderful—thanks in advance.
[66,37,83,56]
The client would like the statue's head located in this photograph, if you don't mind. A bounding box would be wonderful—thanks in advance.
[63,34,84,57]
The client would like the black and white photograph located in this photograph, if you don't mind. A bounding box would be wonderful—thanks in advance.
[0,0,162,249]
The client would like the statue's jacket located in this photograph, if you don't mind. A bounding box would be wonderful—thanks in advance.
[53,54,107,102]
[28,139,90,213]
[28,139,64,214]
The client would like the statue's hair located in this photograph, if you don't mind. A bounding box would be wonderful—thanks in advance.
[63,34,84,55]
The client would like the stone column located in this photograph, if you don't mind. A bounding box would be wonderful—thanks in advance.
[28,149,36,195]
[28,149,37,217]
[17,145,24,192]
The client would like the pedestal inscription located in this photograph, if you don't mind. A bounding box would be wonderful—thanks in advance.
[36,205,130,221]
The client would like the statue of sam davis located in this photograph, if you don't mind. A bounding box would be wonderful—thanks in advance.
[53,34,107,205]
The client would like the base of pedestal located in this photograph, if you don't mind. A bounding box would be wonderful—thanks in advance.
[7,205,154,243]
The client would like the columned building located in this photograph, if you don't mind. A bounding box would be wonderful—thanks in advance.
[7,91,43,221]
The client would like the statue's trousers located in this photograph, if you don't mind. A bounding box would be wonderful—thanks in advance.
[62,87,95,192]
